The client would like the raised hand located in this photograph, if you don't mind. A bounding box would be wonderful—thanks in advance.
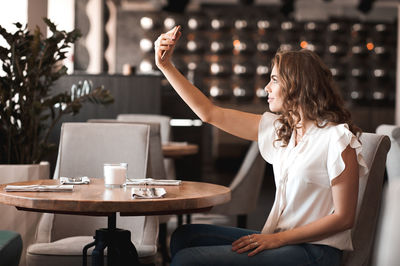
[154,25,182,68]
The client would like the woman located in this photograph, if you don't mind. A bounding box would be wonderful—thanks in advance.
[154,26,368,266]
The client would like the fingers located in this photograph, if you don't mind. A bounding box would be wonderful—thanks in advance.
[154,37,174,61]
[154,25,181,49]
[154,36,175,49]
[232,235,247,247]
[248,245,263,257]
[154,25,182,61]
[166,25,180,38]
[167,25,181,40]
[232,234,251,248]
[236,240,259,254]
[232,234,260,254]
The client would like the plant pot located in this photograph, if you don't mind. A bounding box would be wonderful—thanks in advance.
[0,162,50,266]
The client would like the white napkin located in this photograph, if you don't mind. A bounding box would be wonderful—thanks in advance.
[125,178,181,186]
[5,185,74,192]
[60,176,90,185]
[132,187,166,199]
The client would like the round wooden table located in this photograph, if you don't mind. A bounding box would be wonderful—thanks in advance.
[0,178,230,266]
[0,179,229,215]
[162,143,198,158]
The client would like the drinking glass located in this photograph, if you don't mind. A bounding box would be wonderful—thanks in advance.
[103,163,128,188]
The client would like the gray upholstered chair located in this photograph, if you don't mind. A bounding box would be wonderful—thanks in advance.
[376,124,400,182]
[88,119,172,264]
[340,133,390,266]
[117,114,171,142]
[208,141,266,228]
[370,125,400,266]
[117,114,176,265]
[0,230,22,266]
[26,123,159,266]
[88,119,167,180]
[117,114,175,180]
[371,179,400,266]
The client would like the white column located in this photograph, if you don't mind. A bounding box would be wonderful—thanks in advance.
[105,0,117,74]
[27,0,48,34]
[86,0,104,74]
[48,0,75,74]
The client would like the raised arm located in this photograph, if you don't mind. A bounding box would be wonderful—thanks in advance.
[154,26,262,141]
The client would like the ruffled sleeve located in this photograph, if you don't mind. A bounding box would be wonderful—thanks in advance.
[327,124,369,184]
[258,112,280,164]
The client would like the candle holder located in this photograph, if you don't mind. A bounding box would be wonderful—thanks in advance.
[104,163,128,188]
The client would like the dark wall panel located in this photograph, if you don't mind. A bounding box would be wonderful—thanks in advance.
[45,74,161,174]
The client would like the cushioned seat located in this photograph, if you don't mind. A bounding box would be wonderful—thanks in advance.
[28,236,156,257]
[0,230,22,266]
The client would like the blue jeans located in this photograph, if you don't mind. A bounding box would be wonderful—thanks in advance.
[170,224,342,266]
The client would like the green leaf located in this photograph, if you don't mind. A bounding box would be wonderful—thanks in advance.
[0,18,115,164]
[43,18,57,33]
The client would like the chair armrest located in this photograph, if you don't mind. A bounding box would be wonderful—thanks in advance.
[34,213,54,244]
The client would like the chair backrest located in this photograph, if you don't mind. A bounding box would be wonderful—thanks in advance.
[45,122,152,242]
[376,124,400,182]
[116,114,175,180]
[117,114,171,143]
[54,122,150,180]
[341,133,390,266]
[88,119,167,179]
[210,141,266,215]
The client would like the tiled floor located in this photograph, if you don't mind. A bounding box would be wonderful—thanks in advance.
[155,162,276,265]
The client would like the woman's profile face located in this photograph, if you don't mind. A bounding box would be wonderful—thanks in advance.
[264,66,283,112]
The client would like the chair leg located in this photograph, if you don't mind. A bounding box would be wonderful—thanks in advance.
[158,223,171,266]
[237,215,247,228]
[177,214,192,225]
[186,214,191,224]
[82,240,96,266]
[177,214,183,226]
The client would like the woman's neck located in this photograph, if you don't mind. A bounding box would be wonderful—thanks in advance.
[294,112,313,144]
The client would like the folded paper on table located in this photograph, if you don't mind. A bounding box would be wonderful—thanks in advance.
[60,176,90,185]
[5,185,74,192]
[132,187,166,199]
[125,178,181,186]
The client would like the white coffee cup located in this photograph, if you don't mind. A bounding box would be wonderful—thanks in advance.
[104,163,128,188]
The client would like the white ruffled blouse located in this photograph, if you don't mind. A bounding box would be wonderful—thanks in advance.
[258,112,369,250]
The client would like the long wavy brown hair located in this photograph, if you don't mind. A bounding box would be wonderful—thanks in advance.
[272,49,361,146]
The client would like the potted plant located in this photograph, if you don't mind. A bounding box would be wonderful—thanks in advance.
[0,18,113,265]
[0,18,113,165]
